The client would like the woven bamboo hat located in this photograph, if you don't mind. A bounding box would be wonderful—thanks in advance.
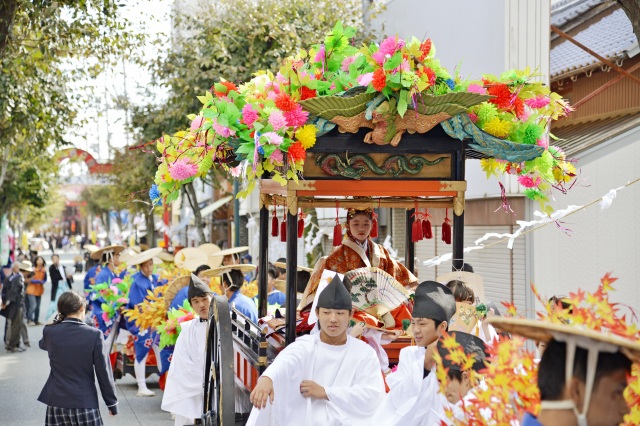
[209,246,249,265]
[174,248,210,271]
[164,276,191,307]
[128,247,164,267]
[199,264,257,279]
[156,250,175,263]
[90,245,125,260]
[488,317,640,362]
[83,244,100,253]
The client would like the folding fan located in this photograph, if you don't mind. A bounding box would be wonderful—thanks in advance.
[344,267,410,312]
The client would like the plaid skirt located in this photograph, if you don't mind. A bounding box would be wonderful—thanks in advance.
[45,406,103,426]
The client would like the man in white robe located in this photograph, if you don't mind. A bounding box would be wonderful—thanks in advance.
[161,274,212,426]
[247,275,384,426]
[374,281,456,426]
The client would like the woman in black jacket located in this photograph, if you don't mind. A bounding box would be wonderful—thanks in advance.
[38,291,118,425]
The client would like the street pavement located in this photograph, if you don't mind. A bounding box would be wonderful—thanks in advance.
[0,250,173,425]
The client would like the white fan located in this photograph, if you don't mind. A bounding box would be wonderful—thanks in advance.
[344,267,410,312]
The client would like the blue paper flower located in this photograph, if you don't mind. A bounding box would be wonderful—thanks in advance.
[257,145,265,155]
[445,79,455,90]
[149,184,162,206]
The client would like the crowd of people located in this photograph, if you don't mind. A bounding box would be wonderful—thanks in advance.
[2,209,638,426]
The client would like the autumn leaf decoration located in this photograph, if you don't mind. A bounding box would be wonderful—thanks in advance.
[444,273,640,425]
[122,284,169,331]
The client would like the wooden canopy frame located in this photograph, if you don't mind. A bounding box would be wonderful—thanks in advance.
[255,125,474,344]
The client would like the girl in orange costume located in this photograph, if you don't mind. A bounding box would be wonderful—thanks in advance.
[298,208,417,329]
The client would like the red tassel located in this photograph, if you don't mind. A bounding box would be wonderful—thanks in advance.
[411,220,423,243]
[422,219,433,239]
[370,212,378,238]
[333,203,342,246]
[297,216,304,238]
[280,219,287,242]
[442,209,452,245]
[271,210,279,237]
[333,223,342,246]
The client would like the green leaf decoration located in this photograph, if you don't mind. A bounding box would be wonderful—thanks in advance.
[413,92,492,116]
[398,90,408,117]
[299,91,377,120]
[384,51,402,70]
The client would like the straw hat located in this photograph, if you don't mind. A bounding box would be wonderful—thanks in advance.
[199,243,223,268]
[437,271,485,302]
[128,247,164,267]
[90,245,125,260]
[18,260,33,273]
[119,247,141,264]
[198,243,221,257]
[83,244,100,253]
[274,261,313,273]
[164,276,191,307]
[156,251,175,263]
[174,248,208,270]
[199,264,257,279]
[210,246,249,260]
[488,316,640,362]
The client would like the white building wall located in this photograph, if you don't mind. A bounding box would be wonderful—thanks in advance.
[532,128,640,312]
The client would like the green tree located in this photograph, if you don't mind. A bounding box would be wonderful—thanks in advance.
[0,0,141,220]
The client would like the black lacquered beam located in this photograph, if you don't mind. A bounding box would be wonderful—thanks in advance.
[258,206,269,318]
[285,210,298,345]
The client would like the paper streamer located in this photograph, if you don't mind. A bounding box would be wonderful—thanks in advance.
[422,181,633,267]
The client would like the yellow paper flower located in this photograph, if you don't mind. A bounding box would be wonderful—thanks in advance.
[483,117,512,138]
[295,124,317,149]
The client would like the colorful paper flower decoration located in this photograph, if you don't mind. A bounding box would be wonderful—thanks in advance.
[153,21,575,210]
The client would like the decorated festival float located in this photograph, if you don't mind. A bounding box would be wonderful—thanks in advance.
[150,22,578,424]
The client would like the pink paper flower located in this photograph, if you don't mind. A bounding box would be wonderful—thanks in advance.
[536,137,549,148]
[357,72,374,86]
[314,44,326,64]
[266,91,277,100]
[178,312,195,323]
[284,105,309,128]
[341,56,356,72]
[373,36,405,64]
[372,50,387,65]
[169,158,199,180]
[394,58,410,73]
[229,165,242,178]
[270,149,284,162]
[468,112,478,122]
[242,104,258,127]
[112,278,122,284]
[268,110,287,131]
[262,132,283,145]
[102,312,110,322]
[190,116,205,131]
[467,84,487,95]
[212,119,235,138]
[518,175,542,188]
[117,297,128,304]
[525,96,550,108]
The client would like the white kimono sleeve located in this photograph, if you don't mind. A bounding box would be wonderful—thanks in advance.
[161,321,203,419]
[324,344,384,422]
